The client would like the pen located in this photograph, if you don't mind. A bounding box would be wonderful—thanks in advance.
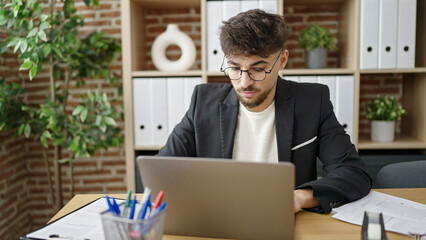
[152,202,167,216]
[136,187,151,219]
[152,190,164,210]
[122,190,132,217]
[105,195,114,213]
[129,195,137,220]
[138,193,151,220]
[112,197,121,216]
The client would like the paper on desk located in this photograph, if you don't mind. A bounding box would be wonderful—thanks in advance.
[24,197,126,240]
[332,191,426,239]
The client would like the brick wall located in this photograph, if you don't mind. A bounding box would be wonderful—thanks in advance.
[0,0,125,239]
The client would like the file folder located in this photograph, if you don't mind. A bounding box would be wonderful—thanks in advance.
[378,0,398,69]
[241,0,259,12]
[336,75,354,141]
[184,77,202,110]
[318,76,336,110]
[259,0,278,13]
[396,0,417,68]
[360,0,379,69]
[207,1,224,71]
[167,77,186,135]
[299,76,317,83]
[133,78,153,146]
[151,78,169,146]
[285,76,300,82]
[223,1,241,21]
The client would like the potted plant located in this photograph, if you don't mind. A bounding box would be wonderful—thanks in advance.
[0,0,122,210]
[298,24,336,68]
[365,95,406,142]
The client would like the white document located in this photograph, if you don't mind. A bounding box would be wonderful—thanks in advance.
[207,1,224,71]
[396,0,417,68]
[332,191,426,238]
[360,0,379,69]
[335,75,354,141]
[299,76,317,83]
[241,0,259,12]
[317,76,336,110]
[378,0,398,69]
[133,78,152,146]
[259,0,278,13]
[24,197,126,240]
[151,78,169,146]
[167,77,186,135]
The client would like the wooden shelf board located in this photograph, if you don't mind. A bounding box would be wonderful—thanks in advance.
[358,135,426,149]
[134,145,162,151]
[131,0,199,8]
[132,70,203,77]
[360,67,426,74]
[281,68,356,75]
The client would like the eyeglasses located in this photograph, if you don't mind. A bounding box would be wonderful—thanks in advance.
[220,50,283,82]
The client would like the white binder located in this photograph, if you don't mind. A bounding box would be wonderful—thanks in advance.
[167,77,186,135]
[259,0,278,13]
[207,1,224,71]
[360,0,379,69]
[285,76,300,82]
[335,75,354,141]
[223,1,241,21]
[317,76,336,110]
[184,77,202,110]
[396,0,417,68]
[133,78,153,146]
[241,0,259,12]
[151,78,169,146]
[299,76,317,83]
[378,0,398,69]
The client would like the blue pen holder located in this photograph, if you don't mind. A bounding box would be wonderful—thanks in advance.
[101,208,166,240]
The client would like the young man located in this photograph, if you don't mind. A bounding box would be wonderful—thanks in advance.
[158,9,371,214]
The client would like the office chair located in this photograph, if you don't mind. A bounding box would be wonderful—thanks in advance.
[375,160,426,188]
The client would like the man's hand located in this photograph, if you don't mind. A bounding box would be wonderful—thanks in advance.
[294,189,320,213]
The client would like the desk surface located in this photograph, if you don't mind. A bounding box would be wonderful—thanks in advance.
[50,188,426,240]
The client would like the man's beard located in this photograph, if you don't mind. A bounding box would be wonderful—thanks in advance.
[237,85,274,109]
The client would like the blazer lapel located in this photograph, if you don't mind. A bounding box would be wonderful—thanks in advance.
[275,78,295,163]
[219,89,239,158]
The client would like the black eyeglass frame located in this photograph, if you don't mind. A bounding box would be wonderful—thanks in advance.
[219,49,283,82]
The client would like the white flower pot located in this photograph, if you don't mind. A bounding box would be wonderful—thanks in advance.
[371,120,395,142]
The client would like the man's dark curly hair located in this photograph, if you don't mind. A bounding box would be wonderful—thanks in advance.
[220,9,289,58]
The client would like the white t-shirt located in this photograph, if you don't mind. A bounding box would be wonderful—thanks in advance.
[232,101,278,163]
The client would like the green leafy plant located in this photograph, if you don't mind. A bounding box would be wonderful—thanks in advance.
[365,95,406,121]
[0,0,122,210]
[298,24,336,51]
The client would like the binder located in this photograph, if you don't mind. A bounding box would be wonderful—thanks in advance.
[360,0,379,69]
[167,77,186,135]
[378,0,398,69]
[151,78,169,146]
[299,76,317,83]
[241,0,259,12]
[223,1,241,21]
[207,1,224,71]
[133,78,153,146]
[259,0,278,13]
[317,76,336,110]
[396,0,417,68]
[335,75,354,141]
[285,76,300,82]
[184,77,202,110]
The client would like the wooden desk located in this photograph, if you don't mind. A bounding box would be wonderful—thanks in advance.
[50,188,426,240]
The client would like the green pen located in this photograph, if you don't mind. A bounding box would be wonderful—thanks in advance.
[122,190,132,217]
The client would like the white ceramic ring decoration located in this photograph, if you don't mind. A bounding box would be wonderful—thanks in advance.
[151,24,196,72]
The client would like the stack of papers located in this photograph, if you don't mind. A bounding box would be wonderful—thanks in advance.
[332,191,426,239]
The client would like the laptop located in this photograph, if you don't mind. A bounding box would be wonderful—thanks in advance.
[137,156,295,240]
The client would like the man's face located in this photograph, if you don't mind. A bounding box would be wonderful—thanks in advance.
[226,50,288,112]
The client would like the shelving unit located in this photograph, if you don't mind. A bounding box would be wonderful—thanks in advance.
[121,0,426,191]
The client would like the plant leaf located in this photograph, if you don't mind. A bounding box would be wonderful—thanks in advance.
[24,124,31,138]
[29,65,37,80]
[104,116,116,126]
[19,60,33,70]
[38,30,48,42]
[80,108,88,122]
[72,105,85,116]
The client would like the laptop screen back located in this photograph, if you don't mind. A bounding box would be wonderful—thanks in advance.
[137,156,295,240]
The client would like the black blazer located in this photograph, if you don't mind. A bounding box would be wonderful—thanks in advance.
[158,77,372,213]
